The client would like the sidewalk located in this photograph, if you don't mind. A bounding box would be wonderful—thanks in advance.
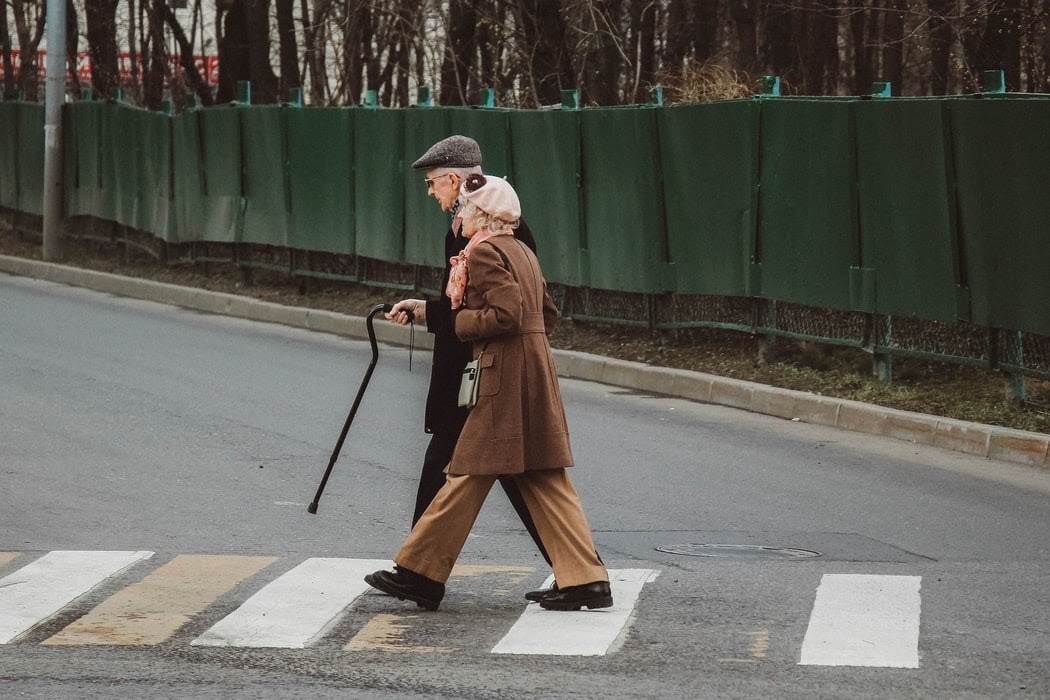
[3,253,1048,471]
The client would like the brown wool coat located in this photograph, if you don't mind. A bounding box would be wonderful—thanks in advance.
[448,234,573,475]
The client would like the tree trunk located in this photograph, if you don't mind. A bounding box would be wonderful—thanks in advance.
[440,0,476,105]
[157,0,214,106]
[216,0,277,103]
[1,0,17,99]
[850,2,872,94]
[64,0,80,99]
[140,0,167,109]
[11,0,46,101]
[881,0,905,95]
[728,0,759,75]
[302,0,332,104]
[927,0,954,94]
[629,0,656,102]
[762,2,797,91]
[978,0,1023,90]
[376,0,417,107]
[86,0,120,100]
[246,0,278,103]
[275,0,300,101]
[800,0,838,94]
[516,0,572,107]
[128,0,139,91]
[217,0,248,102]
[573,0,624,105]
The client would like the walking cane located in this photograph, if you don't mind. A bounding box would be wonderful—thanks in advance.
[308,302,404,514]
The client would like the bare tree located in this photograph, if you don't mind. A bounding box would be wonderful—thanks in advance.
[881,0,906,94]
[1,0,18,99]
[44,0,1050,111]
[512,0,573,106]
[10,0,46,101]
[85,0,120,99]
[157,0,214,106]
[216,0,277,103]
[440,0,476,104]
[302,0,333,103]
[275,0,300,100]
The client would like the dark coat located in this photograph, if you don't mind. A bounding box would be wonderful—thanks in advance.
[423,218,535,435]
[448,235,572,475]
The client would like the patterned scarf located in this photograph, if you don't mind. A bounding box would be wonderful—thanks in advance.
[446,227,512,310]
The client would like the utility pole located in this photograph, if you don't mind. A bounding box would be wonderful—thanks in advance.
[42,0,66,261]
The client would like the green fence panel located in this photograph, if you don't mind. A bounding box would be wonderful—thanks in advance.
[950,98,1050,336]
[580,107,669,293]
[108,103,144,228]
[137,109,175,240]
[450,107,547,264]
[755,99,856,310]
[854,99,959,321]
[658,100,757,297]
[178,107,242,243]
[91,103,121,223]
[0,102,19,208]
[353,108,405,262]
[61,105,77,214]
[63,101,104,217]
[506,109,584,286]
[240,105,289,247]
[15,102,44,215]
[449,107,513,176]
[171,110,202,243]
[286,107,354,254]
[401,108,451,266]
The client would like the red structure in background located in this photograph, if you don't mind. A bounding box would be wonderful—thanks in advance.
[1,50,219,87]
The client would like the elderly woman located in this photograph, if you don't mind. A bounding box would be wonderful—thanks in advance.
[366,174,611,612]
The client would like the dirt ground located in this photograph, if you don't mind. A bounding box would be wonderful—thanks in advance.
[3,227,1048,435]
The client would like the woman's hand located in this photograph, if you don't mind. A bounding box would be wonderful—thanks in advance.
[386,299,425,325]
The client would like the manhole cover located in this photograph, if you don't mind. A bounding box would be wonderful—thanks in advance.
[655,543,822,560]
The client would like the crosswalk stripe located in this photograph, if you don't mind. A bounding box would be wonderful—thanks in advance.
[491,568,660,656]
[42,555,277,646]
[191,557,391,648]
[345,613,455,653]
[0,550,154,644]
[799,574,921,668]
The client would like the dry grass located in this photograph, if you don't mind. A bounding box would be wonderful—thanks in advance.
[658,60,757,104]
[3,227,1048,436]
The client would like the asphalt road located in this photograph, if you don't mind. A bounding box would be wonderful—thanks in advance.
[2,272,1049,699]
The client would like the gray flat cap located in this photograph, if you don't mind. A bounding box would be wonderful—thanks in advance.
[411,135,482,171]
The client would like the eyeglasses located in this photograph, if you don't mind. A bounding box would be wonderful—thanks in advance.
[425,173,454,189]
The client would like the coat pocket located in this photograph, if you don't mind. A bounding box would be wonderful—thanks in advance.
[478,351,500,397]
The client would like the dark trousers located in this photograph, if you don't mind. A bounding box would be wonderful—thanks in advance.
[412,431,553,567]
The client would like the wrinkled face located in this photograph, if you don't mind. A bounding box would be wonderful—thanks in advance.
[425,169,461,212]
[457,206,480,239]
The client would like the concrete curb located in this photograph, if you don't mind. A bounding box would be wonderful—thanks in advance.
[4,253,1048,471]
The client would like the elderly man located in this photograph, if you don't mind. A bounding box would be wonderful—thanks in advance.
[385,136,555,602]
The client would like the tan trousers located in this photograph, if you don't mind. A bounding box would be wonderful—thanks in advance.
[395,468,608,587]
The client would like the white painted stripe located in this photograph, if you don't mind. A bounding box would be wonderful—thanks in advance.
[0,550,155,644]
[799,574,921,668]
[191,558,391,648]
[491,568,659,656]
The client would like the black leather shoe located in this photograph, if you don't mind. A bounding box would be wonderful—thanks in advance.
[364,566,444,611]
[538,581,613,611]
[524,581,558,602]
